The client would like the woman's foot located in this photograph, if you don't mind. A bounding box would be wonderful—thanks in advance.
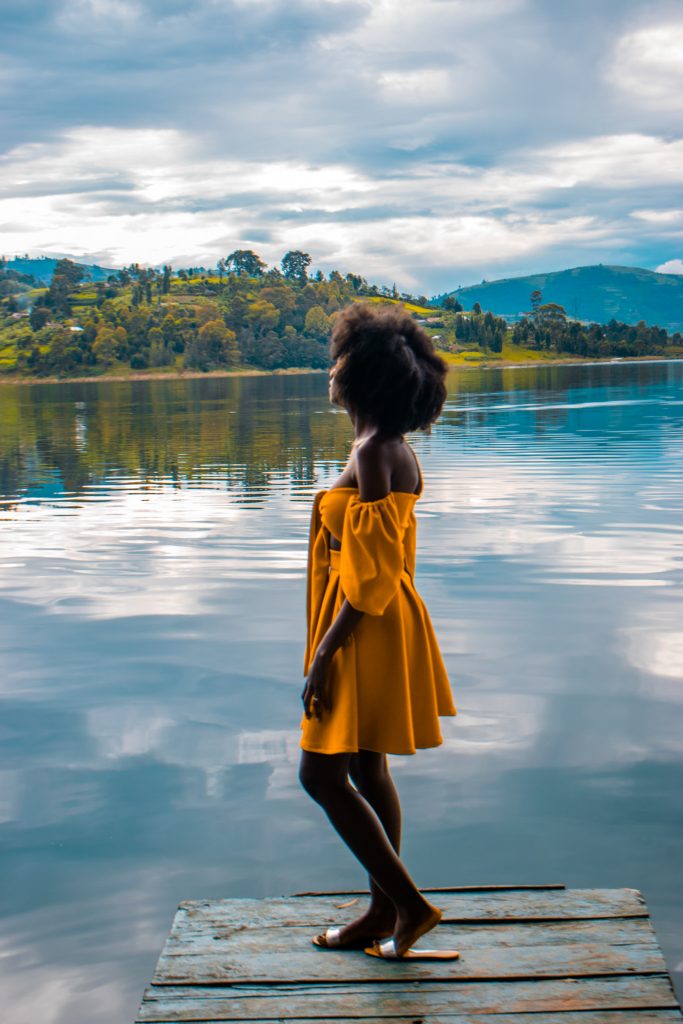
[315,903,396,948]
[389,898,442,957]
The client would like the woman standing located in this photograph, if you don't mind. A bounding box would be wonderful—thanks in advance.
[300,302,457,960]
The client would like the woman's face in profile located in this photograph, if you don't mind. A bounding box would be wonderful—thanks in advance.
[328,357,340,405]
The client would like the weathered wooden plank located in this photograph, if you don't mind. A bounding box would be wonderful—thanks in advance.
[138,1013,683,1024]
[137,976,681,1022]
[174,889,648,928]
[153,928,664,984]
[162,918,657,956]
[154,916,664,985]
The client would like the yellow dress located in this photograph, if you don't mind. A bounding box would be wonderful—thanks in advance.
[301,470,457,755]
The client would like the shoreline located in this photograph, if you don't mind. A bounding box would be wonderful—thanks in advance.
[0,366,317,386]
[0,353,680,386]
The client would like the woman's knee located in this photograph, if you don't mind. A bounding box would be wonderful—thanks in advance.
[299,756,323,800]
[350,749,389,793]
[299,752,348,803]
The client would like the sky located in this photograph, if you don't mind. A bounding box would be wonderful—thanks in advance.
[1,0,682,294]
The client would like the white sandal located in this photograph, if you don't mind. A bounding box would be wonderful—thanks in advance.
[365,937,460,960]
[312,925,383,950]
[312,926,343,948]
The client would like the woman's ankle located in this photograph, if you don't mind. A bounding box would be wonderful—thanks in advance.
[366,898,396,922]
[401,891,437,920]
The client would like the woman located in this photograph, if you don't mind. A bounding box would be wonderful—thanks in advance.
[299,302,457,960]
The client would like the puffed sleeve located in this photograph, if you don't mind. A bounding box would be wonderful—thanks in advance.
[339,493,405,616]
[304,491,330,676]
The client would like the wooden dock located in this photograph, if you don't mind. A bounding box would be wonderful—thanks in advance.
[136,884,683,1023]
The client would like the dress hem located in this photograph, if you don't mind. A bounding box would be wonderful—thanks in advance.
[300,736,445,756]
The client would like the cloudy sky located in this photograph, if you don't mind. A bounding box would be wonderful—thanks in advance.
[1,0,682,293]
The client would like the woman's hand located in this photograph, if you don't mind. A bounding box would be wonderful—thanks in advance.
[302,647,334,721]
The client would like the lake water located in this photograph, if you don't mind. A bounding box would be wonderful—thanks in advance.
[1,360,682,1023]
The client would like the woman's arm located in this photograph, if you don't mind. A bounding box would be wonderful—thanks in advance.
[302,439,395,720]
[302,599,364,719]
[315,599,365,660]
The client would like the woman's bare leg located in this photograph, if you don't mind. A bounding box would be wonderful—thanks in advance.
[299,749,440,953]
[343,750,401,938]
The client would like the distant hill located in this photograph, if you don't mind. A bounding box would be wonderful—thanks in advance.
[3,256,116,284]
[441,265,683,332]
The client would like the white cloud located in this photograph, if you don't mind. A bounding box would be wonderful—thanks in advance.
[2,2,682,285]
[377,69,452,104]
[656,258,683,274]
[3,124,682,284]
[633,209,683,225]
[534,133,683,190]
[609,21,683,107]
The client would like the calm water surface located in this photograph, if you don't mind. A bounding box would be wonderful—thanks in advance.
[1,360,682,1023]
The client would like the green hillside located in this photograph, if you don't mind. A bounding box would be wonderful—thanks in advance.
[1,255,681,380]
[443,265,683,332]
[3,256,116,284]
[0,255,441,378]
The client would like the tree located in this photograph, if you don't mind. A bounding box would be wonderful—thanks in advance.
[44,258,85,317]
[185,319,239,369]
[260,286,296,315]
[472,301,482,315]
[281,250,312,284]
[535,302,568,329]
[346,273,363,292]
[530,289,542,314]
[113,326,128,358]
[304,305,331,337]
[162,265,172,293]
[534,302,569,352]
[29,305,50,331]
[93,326,117,366]
[247,300,280,334]
[148,326,174,367]
[160,314,181,348]
[226,250,266,277]
[443,295,463,312]
[53,258,85,289]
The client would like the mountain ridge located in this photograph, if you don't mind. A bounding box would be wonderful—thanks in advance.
[439,264,683,332]
[3,257,116,284]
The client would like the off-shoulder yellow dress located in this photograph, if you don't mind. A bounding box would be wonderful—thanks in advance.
[301,464,457,755]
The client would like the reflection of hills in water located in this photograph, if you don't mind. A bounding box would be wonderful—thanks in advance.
[1,360,681,506]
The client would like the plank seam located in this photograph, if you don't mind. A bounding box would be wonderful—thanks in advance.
[142,970,676,992]
[290,885,568,897]
[150,971,673,988]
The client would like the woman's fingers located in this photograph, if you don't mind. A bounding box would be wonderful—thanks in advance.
[302,680,314,719]
[301,657,332,721]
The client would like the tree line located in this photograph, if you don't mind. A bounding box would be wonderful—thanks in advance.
[510,290,683,356]
[0,258,681,379]
[2,251,427,377]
